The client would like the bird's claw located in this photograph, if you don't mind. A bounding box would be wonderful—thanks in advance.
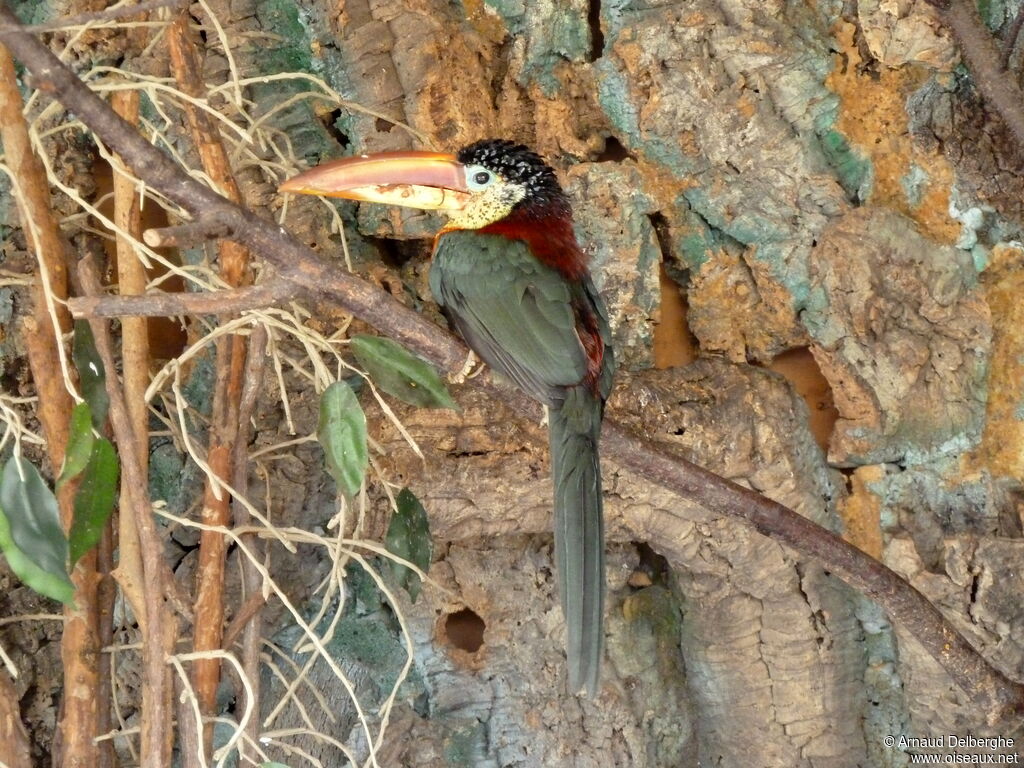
[449,350,483,384]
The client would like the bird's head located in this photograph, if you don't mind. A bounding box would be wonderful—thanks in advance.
[280,139,571,231]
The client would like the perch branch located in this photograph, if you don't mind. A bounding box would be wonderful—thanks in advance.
[935,0,1024,149]
[601,425,1019,725]
[1,2,1021,722]
[1001,2,1024,70]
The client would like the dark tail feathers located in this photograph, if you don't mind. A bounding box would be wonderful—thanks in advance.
[548,387,605,696]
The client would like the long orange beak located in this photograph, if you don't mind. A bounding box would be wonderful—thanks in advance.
[279,151,472,212]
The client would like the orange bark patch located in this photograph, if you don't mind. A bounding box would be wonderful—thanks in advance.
[970,244,1024,479]
[826,21,959,244]
[837,465,886,559]
[461,0,508,44]
[653,265,699,369]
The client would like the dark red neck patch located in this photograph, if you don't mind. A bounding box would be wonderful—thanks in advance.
[478,210,588,281]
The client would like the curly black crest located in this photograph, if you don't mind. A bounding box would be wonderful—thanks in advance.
[457,138,570,217]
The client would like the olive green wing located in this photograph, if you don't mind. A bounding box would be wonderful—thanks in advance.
[430,231,589,407]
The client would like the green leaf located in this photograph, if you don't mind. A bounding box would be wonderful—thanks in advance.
[351,334,458,410]
[384,488,432,603]
[317,380,367,498]
[68,438,119,567]
[72,320,108,430]
[57,402,95,490]
[0,457,74,603]
[260,763,291,768]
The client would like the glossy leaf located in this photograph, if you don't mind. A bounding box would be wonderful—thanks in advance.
[317,380,367,498]
[384,488,432,602]
[0,457,74,603]
[72,320,108,430]
[57,402,95,490]
[351,334,457,410]
[68,437,119,567]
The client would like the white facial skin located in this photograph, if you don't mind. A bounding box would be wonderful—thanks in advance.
[445,164,526,230]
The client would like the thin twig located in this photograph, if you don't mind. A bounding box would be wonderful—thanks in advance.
[173,671,202,768]
[111,86,150,633]
[221,592,266,651]
[142,218,233,248]
[232,323,267,765]
[96,524,116,768]
[68,277,296,318]
[79,255,173,768]
[1,2,1021,721]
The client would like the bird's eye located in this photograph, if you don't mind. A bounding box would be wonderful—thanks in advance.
[465,164,495,190]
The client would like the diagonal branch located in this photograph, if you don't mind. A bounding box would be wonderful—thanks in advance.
[0,1,1021,723]
[934,0,1024,150]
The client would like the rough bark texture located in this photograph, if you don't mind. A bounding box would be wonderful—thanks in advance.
[3,0,1024,765]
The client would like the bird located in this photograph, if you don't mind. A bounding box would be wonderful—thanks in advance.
[281,139,615,695]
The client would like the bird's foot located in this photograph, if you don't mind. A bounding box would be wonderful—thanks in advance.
[449,350,483,385]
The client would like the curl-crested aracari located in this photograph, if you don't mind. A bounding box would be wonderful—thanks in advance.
[281,139,615,695]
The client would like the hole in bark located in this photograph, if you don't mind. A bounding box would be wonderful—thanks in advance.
[587,0,605,61]
[445,608,485,652]
[366,236,428,269]
[375,117,396,133]
[628,542,671,587]
[650,213,699,369]
[321,108,351,150]
[765,347,838,453]
[595,135,632,162]
[191,12,207,45]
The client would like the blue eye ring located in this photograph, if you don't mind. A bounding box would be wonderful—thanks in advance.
[465,164,495,190]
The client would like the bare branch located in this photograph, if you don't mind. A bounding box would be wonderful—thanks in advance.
[231,323,267,765]
[68,278,297,318]
[938,0,1024,150]
[166,10,255,750]
[78,255,174,768]
[1,1,1021,721]
[0,41,101,767]
[1001,2,1024,70]
[111,86,150,633]
[142,218,233,248]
